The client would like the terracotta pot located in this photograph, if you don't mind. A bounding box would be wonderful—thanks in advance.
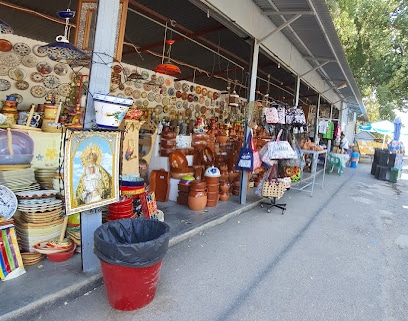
[206,198,218,207]
[217,134,228,144]
[207,190,219,200]
[219,183,230,193]
[219,192,230,201]
[206,183,219,192]
[161,131,176,139]
[190,180,207,190]
[205,176,219,184]
[188,194,207,211]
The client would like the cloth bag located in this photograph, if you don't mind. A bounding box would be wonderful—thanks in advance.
[236,131,254,171]
[250,129,262,171]
[266,129,298,159]
[265,107,278,124]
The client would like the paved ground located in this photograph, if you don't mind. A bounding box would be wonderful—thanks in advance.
[24,158,408,321]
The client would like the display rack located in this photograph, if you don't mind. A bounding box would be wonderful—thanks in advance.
[260,181,287,214]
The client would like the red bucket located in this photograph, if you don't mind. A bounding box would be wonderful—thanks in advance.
[100,260,163,311]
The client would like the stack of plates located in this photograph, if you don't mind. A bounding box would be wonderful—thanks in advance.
[0,167,39,192]
[34,167,58,189]
[21,252,44,266]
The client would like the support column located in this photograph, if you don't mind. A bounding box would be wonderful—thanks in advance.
[81,0,121,273]
[294,76,301,107]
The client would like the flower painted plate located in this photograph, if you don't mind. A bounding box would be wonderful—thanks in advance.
[21,54,37,68]
[0,64,9,76]
[0,52,21,67]
[36,62,52,74]
[15,80,29,90]
[43,75,61,89]
[8,67,26,81]
[0,185,18,220]
[0,79,11,91]
[30,71,43,83]
[58,83,71,97]
[30,85,47,98]
[13,42,31,56]
[54,63,68,76]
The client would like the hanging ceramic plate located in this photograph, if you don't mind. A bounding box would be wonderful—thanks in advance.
[15,80,29,90]
[207,91,213,99]
[168,87,175,96]
[37,62,52,74]
[143,100,149,107]
[182,101,188,109]
[194,95,199,102]
[162,97,170,105]
[0,185,18,220]
[165,78,171,86]
[155,93,162,103]
[32,44,48,57]
[195,86,202,94]
[147,92,155,102]
[200,106,207,114]
[195,104,201,112]
[141,70,149,80]
[176,101,182,109]
[141,91,147,98]
[190,85,195,92]
[199,96,205,104]
[30,85,47,98]
[20,54,37,68]
[174,81,181,91]
[181,92,187,100]
[176,90,182,98]
[152,85,159,93]
[0,52,21,67]
[157,76,165,85]
[30,71,43,83]
[182,82,189,92]
[113,64,122,74]
[58,83,71,97]
[43,75,61,89]
[54,63,68,76]
[132,89,141,99]
[124,86,133,96]
[213,92,220,100]
[205,99,210,107]
[143,84,152,91]
[201,87,208,96]
[134,80,142,88]
[0,39,12,52]
[160,85,167,95]
[0,79,11,91]
[0,64,9,76]
[187,94,194,102]
[13,42,31,56]
[9,93,23,104]
[8,67,26,81]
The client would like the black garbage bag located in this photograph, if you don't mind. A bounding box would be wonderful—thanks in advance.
[94,218,170,267]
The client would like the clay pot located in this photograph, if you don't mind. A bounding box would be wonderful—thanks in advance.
[219,181,230,193]
[188,193,207,211]
[219,192,230,201]
[206,198,218,207]
[190,180,207,190]
[206,183,219,192]
[217,134,228,144]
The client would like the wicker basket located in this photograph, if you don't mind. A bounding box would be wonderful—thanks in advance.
[261,181,286,199]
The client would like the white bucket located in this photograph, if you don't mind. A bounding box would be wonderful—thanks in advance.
[93,94,133,129]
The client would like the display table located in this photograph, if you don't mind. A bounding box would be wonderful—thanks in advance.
[291,149,327,196]
[330,152,350,168]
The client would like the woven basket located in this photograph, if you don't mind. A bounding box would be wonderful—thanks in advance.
[261,181,286,199]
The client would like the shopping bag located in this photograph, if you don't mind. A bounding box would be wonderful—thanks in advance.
[267,129,298,159]
[236,131,253,171]
[250,129,262,171]
[265,107,278,124]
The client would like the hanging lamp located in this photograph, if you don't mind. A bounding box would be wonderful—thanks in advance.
[38,9,86,62]
[154,24,181,76]
[0,19,13,34]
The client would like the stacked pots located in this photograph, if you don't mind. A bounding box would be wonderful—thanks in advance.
[188,180,207,211]
[219,180,230,201]
[177,175,194,206]
[204,166,221,207]
[160,131,177,156]
[107,198,135,221]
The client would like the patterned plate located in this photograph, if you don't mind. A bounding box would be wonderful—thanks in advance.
[0,52,21,67]
[160,85,167,96]
[30,85,47,98]
[0,39,12,52]
[54,62,68,76]
[168,87,175,96]
[13,42,31,56]
[37,62,52,74]
[32,44,48,57]
[43,75,60,89]
[30,71,44,83]
[8,67,26,81]
[0,79,11,91]
[21,54,37,68]
[9,93,23,104]
[0,64,9,76]
[132,89,140,99]
[58,83,71,97]
[182,82,189,92]
[141,70,149,80]
[0,185,18,220]
[165,78,171,86]
[147,92,155,102]
[15,80,29,90]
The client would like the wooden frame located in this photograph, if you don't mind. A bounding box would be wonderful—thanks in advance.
[64,129,121,215]
[74,0,128,61]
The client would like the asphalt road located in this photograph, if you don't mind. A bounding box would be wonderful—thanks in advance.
[34,159,408,321]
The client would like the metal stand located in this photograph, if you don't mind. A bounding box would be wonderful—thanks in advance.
[260,197,286,214]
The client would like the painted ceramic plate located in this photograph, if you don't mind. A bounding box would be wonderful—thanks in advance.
[124,86,133,96]
[182,82,189,92]
[155,93,162,103]
[0,185,18,220]
[174,81,181,90]
[168,87,175,96]
[54,63,68,76]
[176,101,182,109]
[195,86,202,94]
[158,76,165,85]
[143,100,149,107]
[8,67,26,81]
[58,83,71,97]
[30,85,47,98]
[30,71,44,83]
[0,79,11,91]
[15,80,29,90]
[13,42,31,56]
[182,101,188,109]
[21,54,37,68]
[37,62,52,74]
[165,78,171,86]
[0,39,12,52]
[8,93,23,104]
[147,92,155,102]
[32,44,48,57]
[152,85,159,93]
[0,64,9,76]
[162,97,170,105]
[201,88,208,96]
[134,80,142,88]
[141,91,147,98]
[43,75,61,89]
[160,85,167,96]
[132,89,141,99]
[0,52,21,67]
[141,70,149,80]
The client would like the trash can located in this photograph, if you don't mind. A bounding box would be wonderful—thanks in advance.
[94,218,170,311]
[389,167,399,183]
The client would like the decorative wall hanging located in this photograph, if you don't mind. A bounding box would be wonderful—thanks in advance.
[64,129,121,215]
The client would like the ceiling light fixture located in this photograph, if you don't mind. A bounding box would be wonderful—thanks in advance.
[154,23,181,76]
[38,9,86,61]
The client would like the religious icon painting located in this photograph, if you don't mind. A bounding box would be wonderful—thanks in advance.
[64,129,121,215]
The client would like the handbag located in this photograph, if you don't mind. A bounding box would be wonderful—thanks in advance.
[266,129,298,159]
[236,131,254,171]
[265,107,278,124]
[250,129,262,171]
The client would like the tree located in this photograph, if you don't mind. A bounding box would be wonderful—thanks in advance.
[326,0,408,121]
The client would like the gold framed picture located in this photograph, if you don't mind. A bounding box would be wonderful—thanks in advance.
[64,129,121,215]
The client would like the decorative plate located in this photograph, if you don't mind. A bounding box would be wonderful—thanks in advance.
[162,97,170,105]
[0,39,13,52]
[194,95,199,102]
[0,79,11,91]
[165,78,171,86]
[54,62,68,76]
[207,91,213,99]
[195,86,202,94]
[155,93,162,103]
[0,185,18,220]
[30,71,43,83]
[152,85,159,93]
[21,54,37,68]
[141,91,147,98]
[182,101,188,109]
[9,93,23,104]
[158,76,165,85]
[124,86,133,96]
[204,99,210,107]
[143,84,152,91]
[0,52,21,67]
[176,90,182,98]
[15,80,29,90]
[13,42,31,56]
[8,67,26,81]
[174,81,181,91]
[143,100,149,107]
[36,62,52,74]
[181,92,188,100]
[201,106,207,114]
[134,80,142,88]
[190,85,195,92]
[147,92,155,102]
[182,82,189,92]
[199,96,205,104]
[30,85,47,98]
[113,64,122,74]
[160,85,167,95]
[187,94,194,102]
[141,70,149,80]
[0,64,9,76]
[32,44,48,57]
[201,87,208,96]
[58,83,71,97]
[43,75,60,89]
[168,87,175,96]
[176,101,182,109]
[195,104,201,112]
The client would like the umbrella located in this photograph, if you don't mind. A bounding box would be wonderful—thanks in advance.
[393,116,402,141]
[358,120,394,148]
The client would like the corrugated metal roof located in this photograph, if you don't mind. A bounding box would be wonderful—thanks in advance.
[0,0,366,118]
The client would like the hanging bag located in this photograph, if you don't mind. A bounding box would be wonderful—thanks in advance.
[236,130,254,171]
[266,129,298,159]
[265,107,279,124]
[250,129,262,171]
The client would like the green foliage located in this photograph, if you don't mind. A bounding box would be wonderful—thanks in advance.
[326,0,408,121]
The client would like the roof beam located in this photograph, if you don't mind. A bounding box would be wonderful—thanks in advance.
[262,10,314,16]
[258,14,302,43]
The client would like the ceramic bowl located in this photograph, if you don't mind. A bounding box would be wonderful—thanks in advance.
[47,244,76,262]
[0,154,34,165]
[0,129,34,155]
[204,166,220,177]
[169,150,188,169]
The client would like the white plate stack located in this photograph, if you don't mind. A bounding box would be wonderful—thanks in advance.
[34,167,58,190]
[0,167,40,192]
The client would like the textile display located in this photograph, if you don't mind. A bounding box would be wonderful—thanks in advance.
[0,225,25,281]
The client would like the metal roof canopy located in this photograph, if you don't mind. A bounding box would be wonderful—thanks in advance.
[0,0,366,119]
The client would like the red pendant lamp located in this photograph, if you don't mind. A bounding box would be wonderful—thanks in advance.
[154,27,181,76]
